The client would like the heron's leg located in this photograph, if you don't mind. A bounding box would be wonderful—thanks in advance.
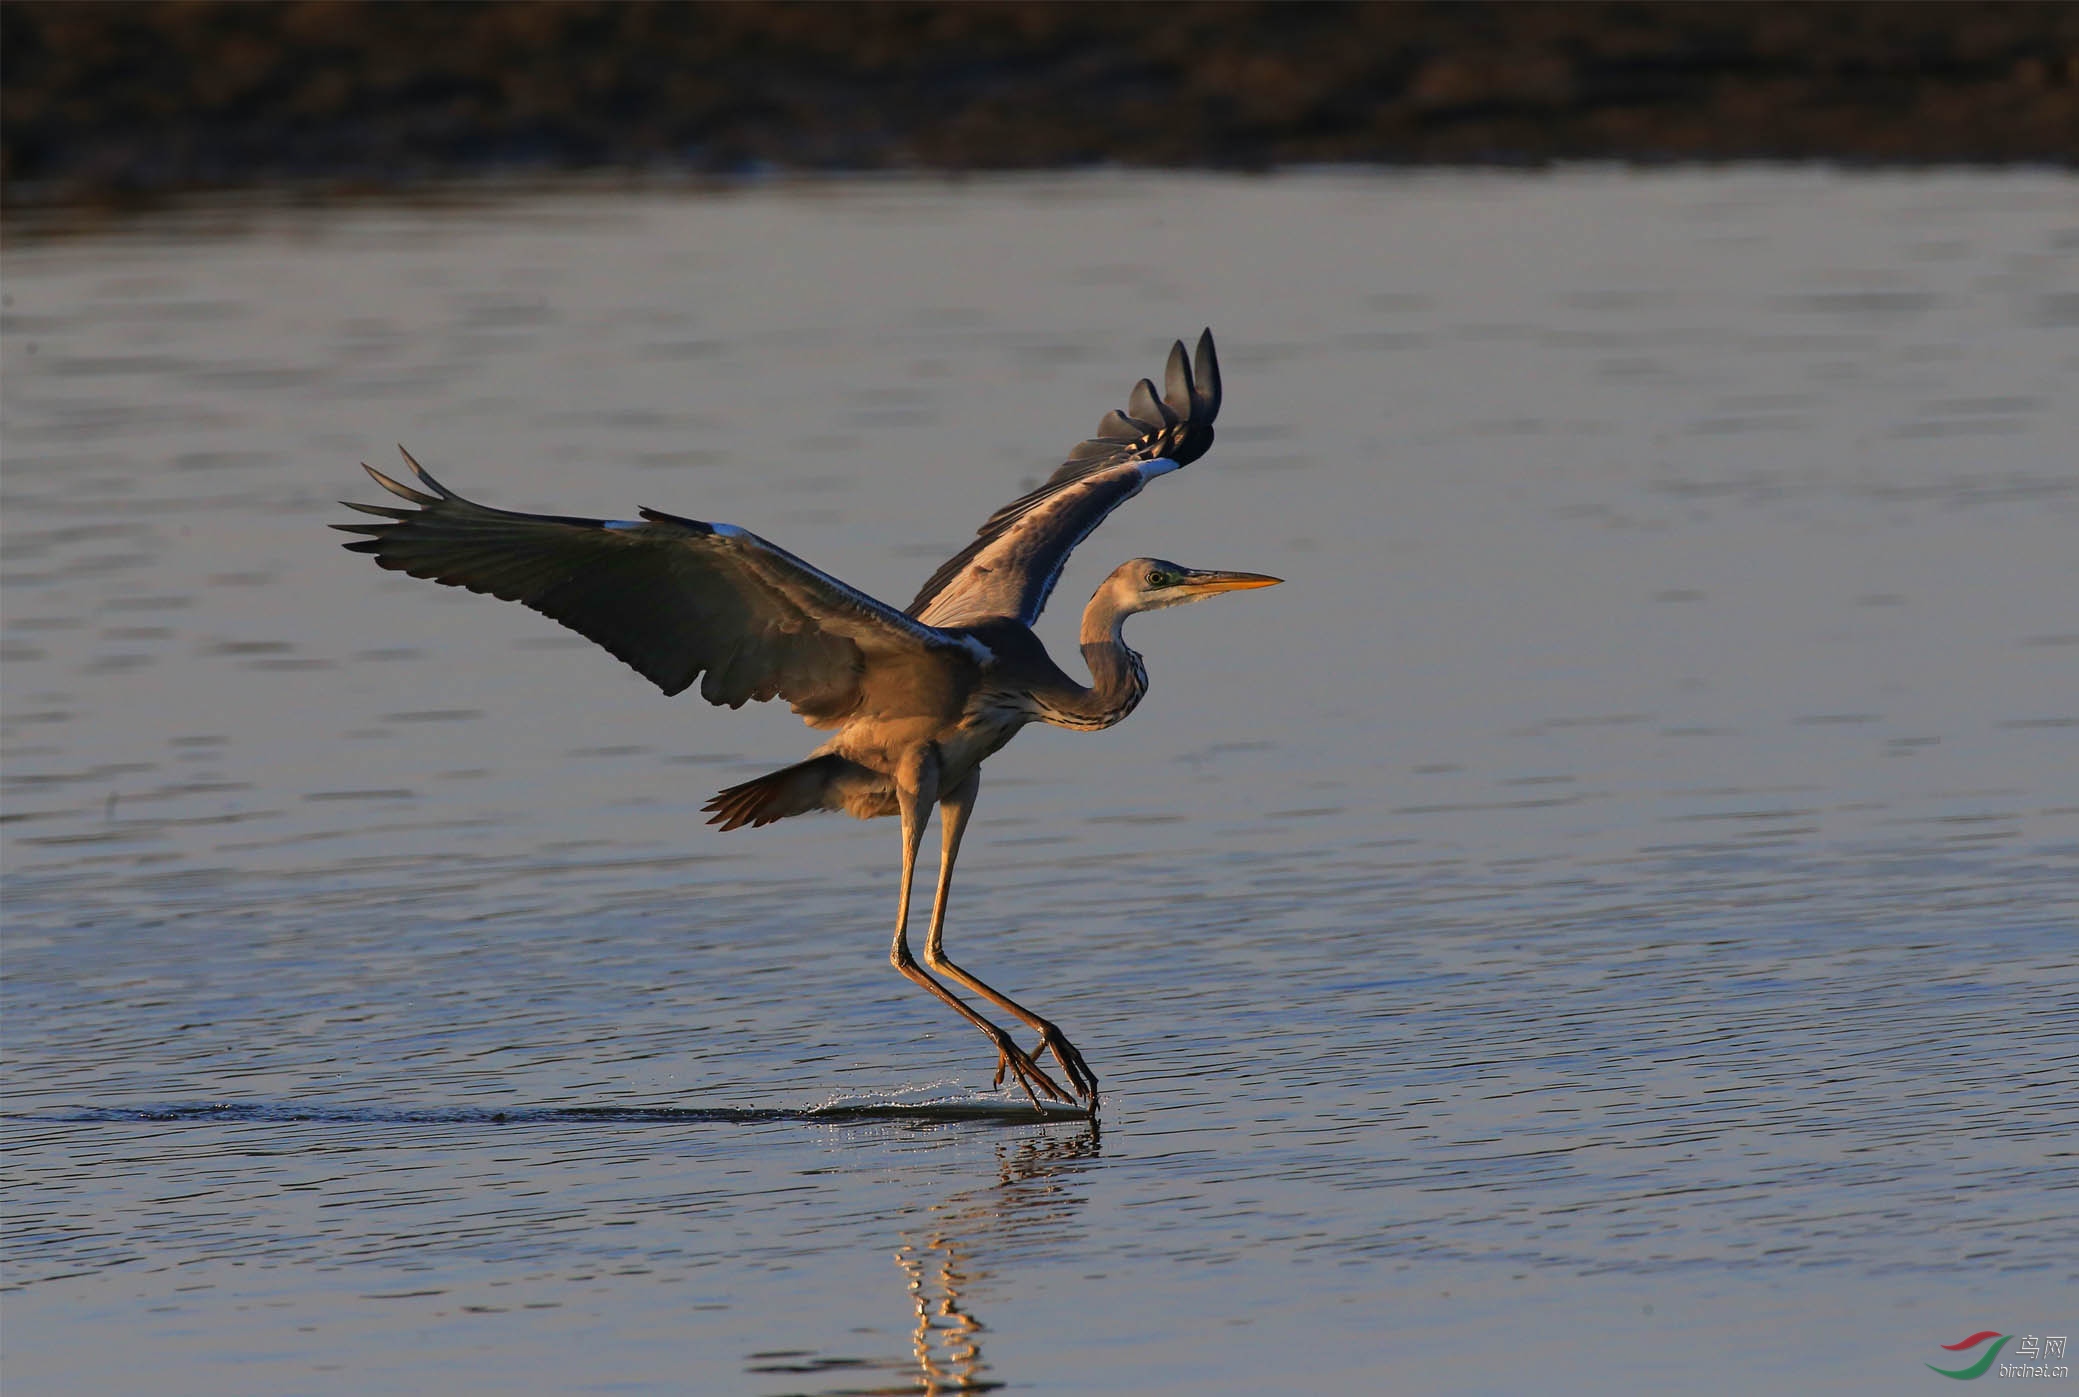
[923,769,1099,1101]
[888,747,1072,1107]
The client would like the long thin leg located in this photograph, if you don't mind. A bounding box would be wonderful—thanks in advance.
[923,769,1099,1101]
[887,747,1071,1106]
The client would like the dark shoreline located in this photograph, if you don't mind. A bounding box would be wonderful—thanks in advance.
[5,1,2075,210]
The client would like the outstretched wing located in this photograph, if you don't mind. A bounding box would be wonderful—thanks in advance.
[336,448,984,726]
[907,328,1223,629]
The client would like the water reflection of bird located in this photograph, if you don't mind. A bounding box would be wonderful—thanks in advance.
[893,1128,1101,1394]
[337,330,1276,1108]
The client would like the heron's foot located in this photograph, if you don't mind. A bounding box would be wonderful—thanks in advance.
[1032,1019,1099,1102]
[986,1028,1074,1107]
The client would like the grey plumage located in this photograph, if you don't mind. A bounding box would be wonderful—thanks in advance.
[336,328,1276,1109]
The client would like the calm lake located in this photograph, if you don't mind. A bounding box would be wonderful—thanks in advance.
[3,170,2075,1394]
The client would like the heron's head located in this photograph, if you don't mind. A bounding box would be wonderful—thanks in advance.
[1110,557,1282,614]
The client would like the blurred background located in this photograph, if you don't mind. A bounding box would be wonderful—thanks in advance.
[5,0,2076,208]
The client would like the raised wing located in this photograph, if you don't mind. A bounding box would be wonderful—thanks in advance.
[907,328,1223,629]
[336,448,983,726]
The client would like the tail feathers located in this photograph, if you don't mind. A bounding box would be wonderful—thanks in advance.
[704,754,849,831]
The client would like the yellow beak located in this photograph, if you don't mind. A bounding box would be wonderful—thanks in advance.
[1178,569,1283,595]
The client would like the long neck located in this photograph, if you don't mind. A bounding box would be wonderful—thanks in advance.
[1043,589,1145,731]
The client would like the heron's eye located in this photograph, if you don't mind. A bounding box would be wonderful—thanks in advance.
[1146,569,1173,588]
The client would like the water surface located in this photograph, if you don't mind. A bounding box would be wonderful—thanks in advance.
[4,171,2075,1393]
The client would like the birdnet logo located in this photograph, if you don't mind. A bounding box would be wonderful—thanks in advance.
[1927,1331,2070,1381]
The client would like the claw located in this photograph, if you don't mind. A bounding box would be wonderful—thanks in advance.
[987,1028,1072,1106]
[1033,1020,1100,1103]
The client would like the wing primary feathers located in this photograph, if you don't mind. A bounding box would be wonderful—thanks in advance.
[336,500,415,520]
[1192,327,1221,418]
[396,444,457,499]
[1162,339,1195,418]
[1126,377,1176,429]
[1096,409,1149,443]
[362,462,441,507]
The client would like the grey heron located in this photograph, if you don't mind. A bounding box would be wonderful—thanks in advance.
[336,329,1277,1107]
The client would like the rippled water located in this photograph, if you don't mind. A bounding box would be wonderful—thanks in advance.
[4,171,2075,1394]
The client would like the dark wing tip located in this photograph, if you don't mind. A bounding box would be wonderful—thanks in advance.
[339,499,413,520]
[395,444,454,500]
[362,461,439,506]
[1126,376,1177,429]
[1032,328,1222,488]
[1162,339,1194,417]
[1192,328,1221,418]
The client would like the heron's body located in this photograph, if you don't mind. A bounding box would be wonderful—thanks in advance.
[711,554,1156,830]
[337,329,1275,1108]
